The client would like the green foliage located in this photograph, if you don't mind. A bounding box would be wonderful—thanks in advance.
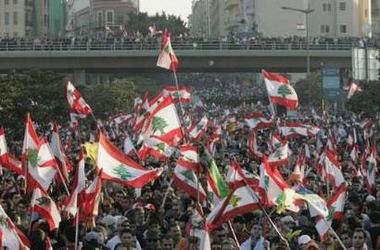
[346,80,380,116]
[125,12,188,36]
[294,72,322,108]
[0,69,67,139]
[85,78,136,118]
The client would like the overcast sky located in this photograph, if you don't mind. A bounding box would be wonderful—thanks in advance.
[140,0,192,23]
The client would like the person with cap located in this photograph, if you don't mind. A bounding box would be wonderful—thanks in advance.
[143,229,161,250]
[297,235,312,250]
[83,231,110,250]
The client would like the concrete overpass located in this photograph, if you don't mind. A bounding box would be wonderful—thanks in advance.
[0,49,351,74]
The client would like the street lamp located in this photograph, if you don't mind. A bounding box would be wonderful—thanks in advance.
[281,6,315,79]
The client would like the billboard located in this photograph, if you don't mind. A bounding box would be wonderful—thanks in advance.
[322,68,340,101]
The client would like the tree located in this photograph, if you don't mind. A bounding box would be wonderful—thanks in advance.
[294,72,322,108]
[345,80,380,116]
[125,12,188,36]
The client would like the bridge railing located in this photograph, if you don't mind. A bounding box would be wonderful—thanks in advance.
[0,40,364,52]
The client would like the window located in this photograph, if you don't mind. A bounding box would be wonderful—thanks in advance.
[13,0,18,4]
[13,32,18,37]
[4,12,9,25]
[44,0,47,7]
[327,4,331,11]
[13,11,17,25]
[323,3,331,12]
[44,14,47,26]
[340,25,347,33]
[323,3,327,11]
[321,25,330,33]
[339,2,346,11]
[5,0,9,5]
[106,10,114,24]
[97,11,103,27]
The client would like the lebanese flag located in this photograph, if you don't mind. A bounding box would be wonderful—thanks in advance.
[267,143,289,167]
[188,116,210,140]
[347,81,362,99]
[22,113,39,171]
[278,123,308,139]
[173,159,207,202]
[290,155,305,184]
[247,131,263,158]
[138,136,176,161]
[206,181,260,232]
[163,85,191,104]
[123,133,136,156]
[244,112,273,131]
[0,205,30,250]
[64,78,92,120]
[262,70,298,109]
[259,157,289,206]
[267,133,285,153]
[82,172,102,218]
[27,138,57,193]
[365,146,377,193]
[143,96,183,145]
[316,184,346,241]
[6,155,23,175]
[97,132,163,188]
[50,122,72,184]
[225,161,260,190]
[204,134,220,159]
[0,127,9,169]
[111,113,134,126]
[322,150,345,189]
[179,144,200,172]
[295,185,328,218]
[30,187,61,231]
[189,205,212,250]
[156,29,179,71]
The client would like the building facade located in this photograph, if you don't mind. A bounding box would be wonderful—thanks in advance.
[190,0,374,38]
[189,0,210,37]
[0,0,33,38]
[73,0,136,38]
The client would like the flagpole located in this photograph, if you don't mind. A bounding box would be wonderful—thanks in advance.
[74,212,80,250]
[227,220,242,250]
[323,218,347,250]
[160,178,174,210]
[55,164,71,196]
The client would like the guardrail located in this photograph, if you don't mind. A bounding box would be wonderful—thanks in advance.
[0,40,364,52]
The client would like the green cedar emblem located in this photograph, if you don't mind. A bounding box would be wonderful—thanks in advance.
[36,196,51,206]
[152,116,169,135]
[327,206,335,221]
[264,175,270,191]
[172,92,181,99]
[274,148,283,160]
[207,192,214,203]
[113,164,132,180]
[229,194,241,207]
[28,148,39,168]
[277,85,292,98]
[156,142,166,153]
[289,128,297,133]
[196,122,205,132]
[181,170,195,183]
[367,162,375,174]
[0,215,7,228]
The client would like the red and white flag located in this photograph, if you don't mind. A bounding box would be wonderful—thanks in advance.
[262,70,298,109]
[138,136,176,161]
[173,159,207,202]
[322,150,345,189]
[156,29,179,71]
[244,112,273,131]
[347,81,362,99]
[30,187,61,231]
[64,78,92,121]
[22,113,39,171]
[142,95,183,145]
[97,132,163,188]
[247,131,263,158]
[0,205,30,250]
[188,116,210,140]
[278,123,309,139]
[0,127,9,169]
[82,172,102,218]
[163,85,191,104]
[50,122,72,184]
[206,181,260,232]
[267,143,289,167]
[27,138,58,193]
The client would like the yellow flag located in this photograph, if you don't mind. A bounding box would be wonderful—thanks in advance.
[83,142,99,164]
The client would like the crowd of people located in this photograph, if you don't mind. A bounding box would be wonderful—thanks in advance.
[0,71,379,250]
[0,34,375,51]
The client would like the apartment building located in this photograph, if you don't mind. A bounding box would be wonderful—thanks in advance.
[190,0,374,38]
[73,0,137,38]
[0,0,33,38]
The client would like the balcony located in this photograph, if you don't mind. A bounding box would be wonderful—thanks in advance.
[225,0,239,10]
